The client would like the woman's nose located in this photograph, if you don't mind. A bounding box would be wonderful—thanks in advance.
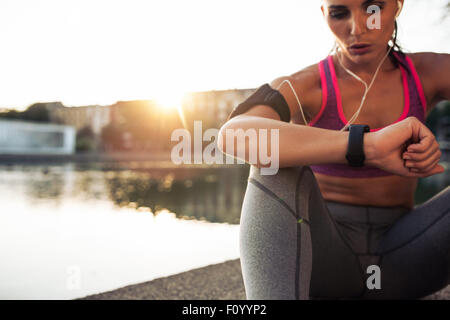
[350,12,367,36]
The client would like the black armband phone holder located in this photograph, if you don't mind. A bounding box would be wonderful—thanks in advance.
[227,83,291,123]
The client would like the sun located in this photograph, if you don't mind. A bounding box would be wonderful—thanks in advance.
[153,90,187,112]
[152,89,189,129]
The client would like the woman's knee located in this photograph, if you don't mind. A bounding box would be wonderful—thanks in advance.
[241,165,317,300]
[247,165,319,220]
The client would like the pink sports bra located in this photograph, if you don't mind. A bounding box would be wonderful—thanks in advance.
[308,51,428,178]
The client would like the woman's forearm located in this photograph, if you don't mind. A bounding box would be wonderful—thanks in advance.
[218,115,377,169]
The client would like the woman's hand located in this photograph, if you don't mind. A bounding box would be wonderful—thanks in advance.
[364,117,445,178]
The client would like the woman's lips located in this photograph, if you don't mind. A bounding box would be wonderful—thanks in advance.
[348,44,371,55]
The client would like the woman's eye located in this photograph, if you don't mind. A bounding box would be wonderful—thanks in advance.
[366,4,385,12]
[330,11,349,19]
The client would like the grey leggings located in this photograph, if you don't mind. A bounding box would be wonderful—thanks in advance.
[239,166,450,299]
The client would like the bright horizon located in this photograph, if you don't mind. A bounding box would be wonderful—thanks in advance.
[0,0,449,111]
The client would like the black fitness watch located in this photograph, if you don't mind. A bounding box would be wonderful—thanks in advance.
[345,124,370,167]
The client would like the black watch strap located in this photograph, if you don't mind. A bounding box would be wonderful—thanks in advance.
[345,124,370,167]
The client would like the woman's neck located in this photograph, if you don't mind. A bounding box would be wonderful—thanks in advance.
[334,48,396,82]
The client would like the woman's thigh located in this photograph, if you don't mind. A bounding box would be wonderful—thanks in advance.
[239,164,449,299]
[369,186,450,299]
[239,166,364,300]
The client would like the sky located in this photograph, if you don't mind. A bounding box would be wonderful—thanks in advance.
[0,0,449,110]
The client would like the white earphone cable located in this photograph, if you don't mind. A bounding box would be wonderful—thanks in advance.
[274,1,401,131]
[275,79,308,126]
[337,44,393,131]
[275,44,392,130]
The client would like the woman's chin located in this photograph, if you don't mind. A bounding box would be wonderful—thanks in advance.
[345,49,380,63]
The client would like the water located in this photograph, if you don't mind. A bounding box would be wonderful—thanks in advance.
[0,162,447,299]
[0,163,249,299]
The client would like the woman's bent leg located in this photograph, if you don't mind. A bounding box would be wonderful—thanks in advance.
[372,186,450,299]
[239,166,363,300]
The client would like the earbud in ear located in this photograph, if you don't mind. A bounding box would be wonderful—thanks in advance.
[395,1,402,18]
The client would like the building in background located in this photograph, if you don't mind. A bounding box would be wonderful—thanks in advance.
[48,104,111,136]
[1,89,449,158]
[182,88,255,129]
[0,119,75,155]
[101,88,255,152]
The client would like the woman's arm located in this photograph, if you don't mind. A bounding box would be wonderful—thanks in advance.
[415,52,450,113]
[218,113,443,178]
[430,53,450,101]
[400,53,449,176]
[218,66,444,178]
[218,114,353,168]
[218,72,359,169]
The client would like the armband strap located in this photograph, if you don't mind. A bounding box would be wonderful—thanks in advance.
[227,83,291,122]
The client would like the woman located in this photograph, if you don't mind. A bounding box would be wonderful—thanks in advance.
[218,0,449,299]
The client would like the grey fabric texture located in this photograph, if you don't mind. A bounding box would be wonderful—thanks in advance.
[239,165,450,300]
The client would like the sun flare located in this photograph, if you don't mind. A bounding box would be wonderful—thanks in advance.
[152,89,189,129]
[153,90,187,112]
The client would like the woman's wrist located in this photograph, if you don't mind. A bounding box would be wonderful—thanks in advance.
[363,132,378,167]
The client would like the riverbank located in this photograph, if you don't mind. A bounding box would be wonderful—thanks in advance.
[78,259,246,300]
[0,152,173,164]
[78,258,449,300]
[0,151,239,169]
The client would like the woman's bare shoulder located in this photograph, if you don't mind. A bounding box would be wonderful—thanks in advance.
[406,51,450,111]
[406,51,449,77]
[270,62,321,91]
[269,62,323,123]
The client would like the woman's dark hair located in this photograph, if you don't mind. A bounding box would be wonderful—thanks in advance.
[388,20,405,69]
